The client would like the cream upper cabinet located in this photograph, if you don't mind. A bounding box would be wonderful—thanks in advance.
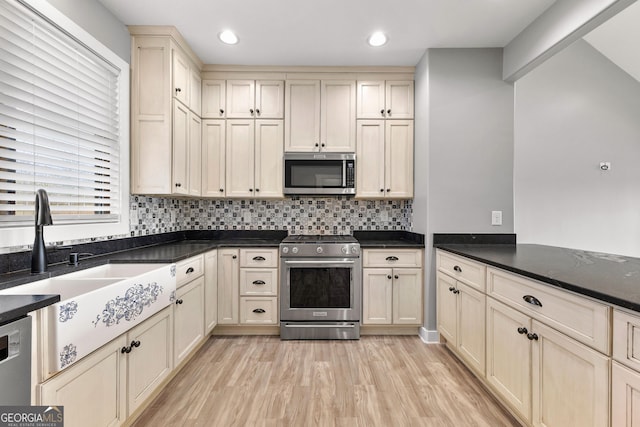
[202,80,226,118]
[201,119,226,197]
[226,119,283,199]
[285,80,356,152]
[187,113,202,196]
[357,80,414,119]
[356,120,413,199]
[131,32,202,196]
[226,80,284,119]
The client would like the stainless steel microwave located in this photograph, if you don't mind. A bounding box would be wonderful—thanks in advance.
[283,152,355,195]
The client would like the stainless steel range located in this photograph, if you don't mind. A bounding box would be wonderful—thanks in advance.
[279,235,361,340]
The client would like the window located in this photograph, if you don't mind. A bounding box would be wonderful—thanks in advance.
[0,0,129,246]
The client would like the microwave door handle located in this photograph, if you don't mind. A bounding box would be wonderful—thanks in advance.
[342,160,347,187]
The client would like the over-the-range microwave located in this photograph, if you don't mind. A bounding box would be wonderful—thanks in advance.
[283,152,355,196]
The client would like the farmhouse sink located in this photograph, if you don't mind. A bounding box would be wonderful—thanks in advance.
[0,263,177,375]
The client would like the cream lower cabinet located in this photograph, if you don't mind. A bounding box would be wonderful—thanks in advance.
[356,120,414,199]
[218,249,240,324]
[225,119,283,198]
[362,249,423,326]
[436,272,486,375]
[38,307,174,427]
[204,250,218,333]
[612,309,640,426]
[174,276,205,366]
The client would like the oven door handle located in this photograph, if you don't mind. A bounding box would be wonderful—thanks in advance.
[282,260,356,265]
[283,324,356,329]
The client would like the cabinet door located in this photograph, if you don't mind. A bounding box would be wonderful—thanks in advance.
[356,81,385,119]
[285,80,320,152]
[218,249,240,324]
[254,120,283,198]
[356,120,386,198]
[486,297,532,423]
[202,80,226,118]
[127,307,173,416]
[457,282,486,375]
[532,320,610,427]
[131,37,172,194]
[255,80,284,119]
[385,81,414,119]
[612,361,640,427]
[172,100,189,195]
[174,276,205,366]
[225,120,255,198]
[362,268,392,325]
[204,250,218,334]
[436,272,457,344]
[189,68,201,115]
[385,120,413,198]
[172,49,189,106]
[187,112,202,196]
[226,80,255,118]
[321,80,356,152]
[392,268,422,325]
[39,336,127,427]
[201,119,226,197]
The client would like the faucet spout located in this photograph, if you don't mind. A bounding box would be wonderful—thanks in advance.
[31,189,53,273]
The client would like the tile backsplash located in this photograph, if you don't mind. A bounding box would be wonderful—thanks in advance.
[1,195,412,254]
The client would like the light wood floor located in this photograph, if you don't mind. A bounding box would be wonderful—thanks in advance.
[132,336,520,427]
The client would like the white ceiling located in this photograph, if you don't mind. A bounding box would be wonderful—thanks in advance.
[583,1,640,82]
[97,0,556,66]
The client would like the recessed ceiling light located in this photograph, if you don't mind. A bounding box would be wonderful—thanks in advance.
[219,30,238,45]
[368,32,387,47]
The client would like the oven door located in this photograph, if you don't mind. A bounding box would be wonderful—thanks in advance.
[280,258,361,322]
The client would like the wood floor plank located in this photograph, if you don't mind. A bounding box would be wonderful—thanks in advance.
[131,336,521,427]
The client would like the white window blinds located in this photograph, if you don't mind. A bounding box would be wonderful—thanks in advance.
[0,0,122,227]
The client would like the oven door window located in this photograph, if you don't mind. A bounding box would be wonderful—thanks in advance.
[289,267,351,308]
[285,160,344,188]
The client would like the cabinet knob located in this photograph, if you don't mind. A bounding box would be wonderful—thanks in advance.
[250,108,255,115]
[394,275,399,279]
[453,265,462,273]
[255,188,260,192]
[253,308,266,314]
[249,188,254,192]
[175,299,184,305]
[220,109,224,115]
[315,143,319,147]
[387,109,391,115]
[131,340,141,348]
[527,333,539,341]
[256,108,260,115]
[380,189,384,192]
[386,188,390,192]
[380,109,385,116]
[321,143,325,147]
[175,183,182,187]
[219,188,224,192]
[175,88,182,93]
[448,286,455,292]
[517,327,528,335]
[387,275,392,279]
[121,346,132,354]
[232,255,237,259]
[523,295,543,307]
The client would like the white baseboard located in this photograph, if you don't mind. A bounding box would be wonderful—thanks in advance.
[419,327,440,343]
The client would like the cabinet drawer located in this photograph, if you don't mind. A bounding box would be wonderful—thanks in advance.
[488,267,611,354]
[613,309,640,371]
[363,249,422,268]
[176,255,204,287]
[240,248,278,268]
[437,251,485,291]
[240,268,278,296]
[240,297,278,324]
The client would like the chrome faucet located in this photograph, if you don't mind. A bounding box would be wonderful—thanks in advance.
[31,189,53,273]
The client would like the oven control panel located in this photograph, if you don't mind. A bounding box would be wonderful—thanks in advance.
[280,243,360,258]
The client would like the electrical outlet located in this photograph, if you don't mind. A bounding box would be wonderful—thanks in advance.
[491,211,502,226]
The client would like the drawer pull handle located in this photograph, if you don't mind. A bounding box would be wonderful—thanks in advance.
[386,256,399,261]
[527,333,539,341]
[523,295,543,307]
[253,308,266,314]
[253,280,266,285]
[131,340,141,348]
[186,267,194,274]
[453,265,462,273]
[517,327,528,335]
[176,299,184,305]
[253,256,266,261]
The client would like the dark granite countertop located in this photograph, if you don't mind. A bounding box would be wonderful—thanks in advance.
[0,294,60,326]
[436,243,640,313]
[354,231,425,248]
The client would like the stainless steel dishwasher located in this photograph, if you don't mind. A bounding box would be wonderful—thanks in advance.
[0,316,32,405]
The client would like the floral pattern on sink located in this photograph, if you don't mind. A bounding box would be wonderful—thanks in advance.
[42,264,176,374]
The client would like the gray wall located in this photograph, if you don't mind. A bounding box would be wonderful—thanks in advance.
[46,0,130,62]
[414,48,515,335]
[514,39,640,257]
